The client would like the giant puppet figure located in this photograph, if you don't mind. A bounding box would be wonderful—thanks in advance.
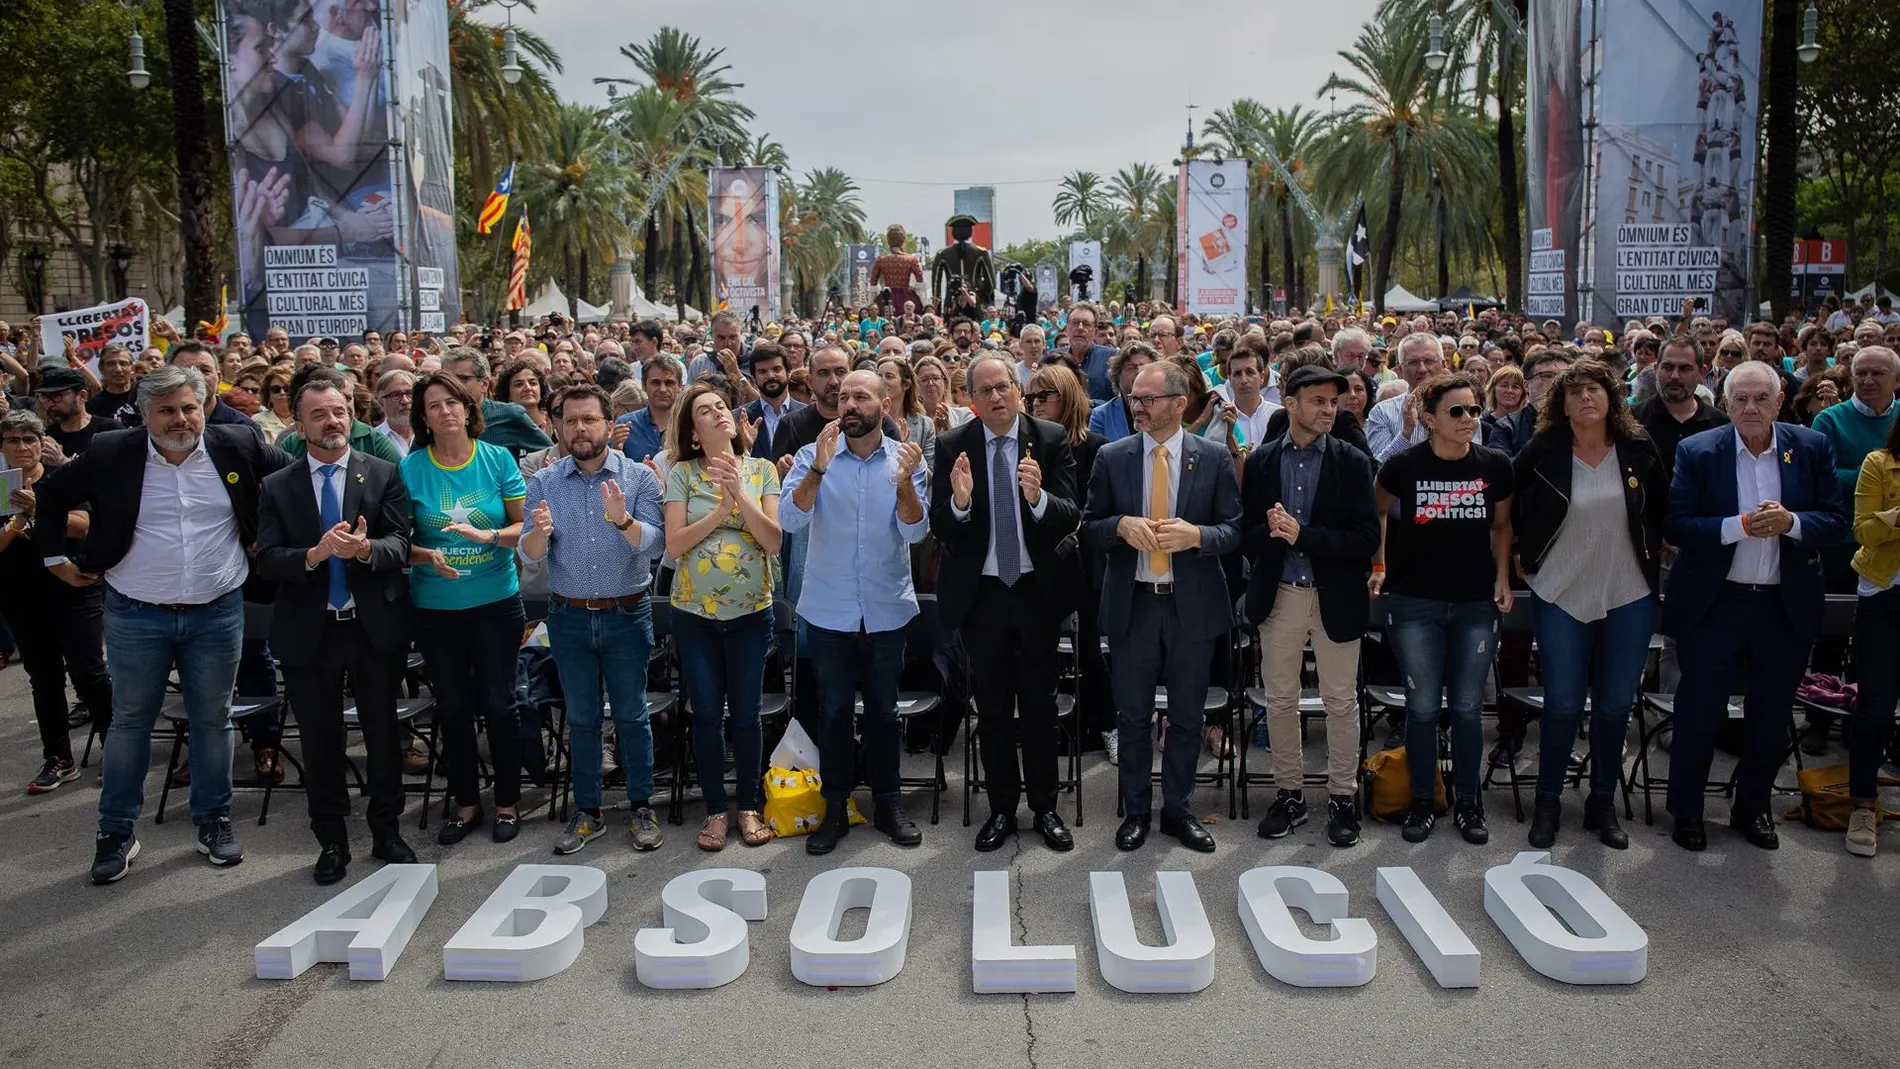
[932,213,996,315]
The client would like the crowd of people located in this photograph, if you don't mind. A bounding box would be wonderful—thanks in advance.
[0,281,1897,885]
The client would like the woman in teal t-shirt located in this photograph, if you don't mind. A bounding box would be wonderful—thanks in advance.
[402,372,528,848]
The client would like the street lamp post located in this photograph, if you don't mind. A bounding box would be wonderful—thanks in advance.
[497,0,525,84]
[1424,12,1449,73]
[1797,2,1821,64]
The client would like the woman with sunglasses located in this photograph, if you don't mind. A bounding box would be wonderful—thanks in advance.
[257,365,294,443]
[1512,359,1666,849]
[1371,373,1515,845]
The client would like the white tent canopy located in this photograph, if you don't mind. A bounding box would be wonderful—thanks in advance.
[1382,284,1438,313]
[627,282,701,322]
[520,280,611,323]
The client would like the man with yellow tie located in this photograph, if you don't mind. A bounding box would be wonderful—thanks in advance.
[1082,361,1242,853]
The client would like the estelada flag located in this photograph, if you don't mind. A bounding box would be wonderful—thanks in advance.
[478,162,516,235]
[507,209,532,312]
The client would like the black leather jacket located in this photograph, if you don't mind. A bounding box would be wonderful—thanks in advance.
[1511,425,1669,594]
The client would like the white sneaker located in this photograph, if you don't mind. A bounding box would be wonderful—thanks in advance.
[1846,808,1878,858]
[1102,729,1119,766]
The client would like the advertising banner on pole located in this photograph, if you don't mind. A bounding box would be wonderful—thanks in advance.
[391,0,462,335]
[1036,265,1058,309]
[1068,241,1102,303]
[218,0,460,342]
[1524,0,1587,322]
[846,244,877,307]
[1527,0,1762,323]
[1175,159,1249,316]
[709,167,781,323]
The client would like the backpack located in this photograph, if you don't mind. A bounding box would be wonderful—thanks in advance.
[1362,746,1447,822]
[1782,764,1900,829]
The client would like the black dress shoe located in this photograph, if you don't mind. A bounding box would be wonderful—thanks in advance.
[1159,813,1217,853]
[437,807,485,846]
[806,812,850,856]
[1672,816,1707,852]
[372,836,418,864]
[1115,814,1150,851]
[1033,810,1074,852]
[492,812,521,844]
[1730,810,1780,850]
[874,803,921,847]
[313,843,351,885]
[974,812,1017,852]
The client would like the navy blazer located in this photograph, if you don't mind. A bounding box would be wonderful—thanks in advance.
[1081,430,1241,643]
[743,397,804,460]
[1662,422,1849,641]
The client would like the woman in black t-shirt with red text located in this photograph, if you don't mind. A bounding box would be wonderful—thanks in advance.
[1370,373,1515,847]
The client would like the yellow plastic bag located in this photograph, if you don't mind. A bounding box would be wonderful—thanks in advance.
[762,766,866,837]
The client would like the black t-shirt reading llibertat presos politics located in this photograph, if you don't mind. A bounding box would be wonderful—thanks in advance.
[1376,440,1516,604]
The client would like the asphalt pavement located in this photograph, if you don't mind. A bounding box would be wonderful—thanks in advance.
[1,665,1896,1069]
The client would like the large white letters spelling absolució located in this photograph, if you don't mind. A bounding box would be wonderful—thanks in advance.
[254,859,1645,990]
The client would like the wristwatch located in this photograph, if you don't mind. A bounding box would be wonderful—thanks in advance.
[611,514,636,531]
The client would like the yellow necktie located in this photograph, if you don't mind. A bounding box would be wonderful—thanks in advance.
[1148,444,1170,577]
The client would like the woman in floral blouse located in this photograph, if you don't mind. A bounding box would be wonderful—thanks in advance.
[664,383,782,850]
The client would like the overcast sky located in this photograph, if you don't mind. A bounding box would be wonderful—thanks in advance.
[516,0,1381,248]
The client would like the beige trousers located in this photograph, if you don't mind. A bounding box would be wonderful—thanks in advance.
[1258,583,1361,796]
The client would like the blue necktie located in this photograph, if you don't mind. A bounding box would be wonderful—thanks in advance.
[991,438,1020,587]
[317,463,349,610]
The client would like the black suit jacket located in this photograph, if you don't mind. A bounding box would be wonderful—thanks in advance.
[255,451,415,663]
[33,425,294,576]
[1239,434,1381,641]
[928,414,1081,629]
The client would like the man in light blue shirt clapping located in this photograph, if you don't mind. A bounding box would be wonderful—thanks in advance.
[779,370,929,856]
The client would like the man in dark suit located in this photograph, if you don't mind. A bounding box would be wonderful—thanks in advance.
[1082,360,1242,852]
[33,365,293,884]
[1662,362,1849,852]
[930,354,1080,852]
[1241,366,1381,847]
[256,376,417,884]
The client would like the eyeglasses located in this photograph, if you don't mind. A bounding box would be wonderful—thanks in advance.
[452,372,482,384]
[229,383,259,394]
[1438,404,1483,419]
[266,384,288,395]
[975,382,1016,398]
[1128,393,1183,408]
[1,436,38,447]
[1025,389,1058,405]
[1718,348,1744,358]
[379,391,410,403]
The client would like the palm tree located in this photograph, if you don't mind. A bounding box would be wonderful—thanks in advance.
[1204,101,1321,309]
[447,0,564,198]
[744,135,789,170]
[517,104,632,317]
[781,167,867,314]
[1761,0,1800,321]
[612,86,710,310]
[1380,0,1526,309]
[1052,171,1111,234]
[599,27,756,315]
[1106,163,1167,300]
[1317,19,1486,311]
[157,0,218,328]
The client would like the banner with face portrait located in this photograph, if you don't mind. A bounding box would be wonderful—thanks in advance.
[708,167,781,324]
[1175,159,1248,317]
[218,0,460,344]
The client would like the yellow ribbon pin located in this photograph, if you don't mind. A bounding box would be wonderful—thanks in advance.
[225,471,239,484]
[1627,475,1638,489]
[1782,450,1792,464]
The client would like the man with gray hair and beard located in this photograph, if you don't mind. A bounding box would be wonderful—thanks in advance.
[33,365,294,884]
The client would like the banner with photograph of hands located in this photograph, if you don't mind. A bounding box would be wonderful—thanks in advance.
[217,0,460,344]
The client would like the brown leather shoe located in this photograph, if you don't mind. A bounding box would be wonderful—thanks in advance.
[254,748,285,785]
[401,746,430,777]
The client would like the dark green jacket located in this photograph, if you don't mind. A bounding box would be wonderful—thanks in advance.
[276,420,404,464]
[480,398,553,457]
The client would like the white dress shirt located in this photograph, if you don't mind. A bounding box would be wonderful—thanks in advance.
[1720,430,1804,584]
[1135,427,1186,583]
[949,424,1049,577]
[105,436,249,604]
[1211,383,1282,447]
[375,420,412,458]
[305,450,357,610]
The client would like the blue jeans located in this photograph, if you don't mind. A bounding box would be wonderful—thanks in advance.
[545,596,653,813]
[1530,593,1656,801]
[98,586,244,835]
[1386,594,1499,802]
[675,608,770,814]
[807,623,906,809]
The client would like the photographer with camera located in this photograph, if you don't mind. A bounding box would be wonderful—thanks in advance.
[1000,262,1038,337]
